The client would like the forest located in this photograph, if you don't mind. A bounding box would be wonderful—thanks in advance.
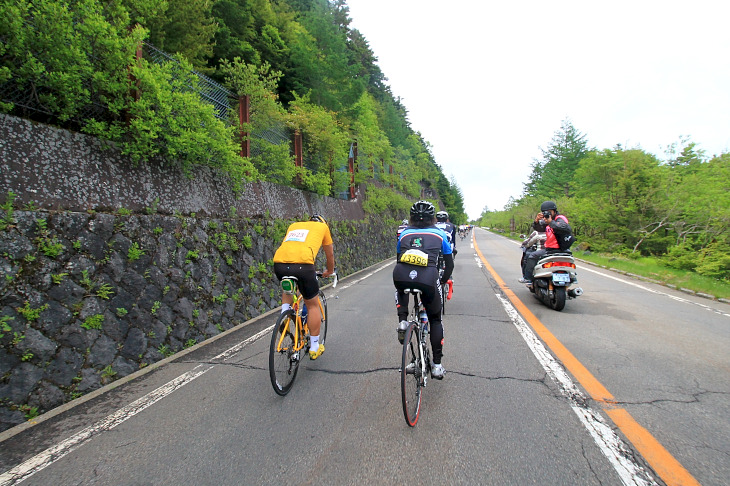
[477,120,730,282]
[0,0,466,223]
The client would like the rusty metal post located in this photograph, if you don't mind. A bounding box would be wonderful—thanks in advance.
[294,130,303,186]
[328,153,335,197]
[294,130,303,167]
[348,142,356,199]
[238,95,250,158]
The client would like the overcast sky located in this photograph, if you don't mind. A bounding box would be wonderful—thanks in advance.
[345,0,730,220]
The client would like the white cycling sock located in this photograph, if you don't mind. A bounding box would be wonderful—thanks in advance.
[310,335,319,351]
[281,303,291,313]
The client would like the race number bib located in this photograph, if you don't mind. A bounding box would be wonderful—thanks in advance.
[284,229,309,242]
[400,249,428,266]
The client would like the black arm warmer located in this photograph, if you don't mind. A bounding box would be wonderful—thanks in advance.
[441,253,454,284]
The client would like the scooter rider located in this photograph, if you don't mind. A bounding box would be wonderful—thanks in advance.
[520,201,572,284]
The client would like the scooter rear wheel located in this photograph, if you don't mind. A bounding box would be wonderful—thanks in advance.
[550,287,566,311]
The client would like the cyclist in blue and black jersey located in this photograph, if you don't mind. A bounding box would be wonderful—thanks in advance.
[393,201,453,379]
[435,211,457,257]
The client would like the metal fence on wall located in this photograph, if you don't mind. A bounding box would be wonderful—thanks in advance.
[142,42,232,121]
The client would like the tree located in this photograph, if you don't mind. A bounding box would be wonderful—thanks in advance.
[524,119,589,199]
[572,148,670,252]
[141,0,218,74]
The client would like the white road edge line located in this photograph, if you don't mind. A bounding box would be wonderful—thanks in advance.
[0,262,396,486]
[0,328,269,484]
[495,294,657,486]
[578,265,730,318]
[333,260,393,294]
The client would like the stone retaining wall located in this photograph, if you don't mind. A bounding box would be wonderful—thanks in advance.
[0,113,365,221]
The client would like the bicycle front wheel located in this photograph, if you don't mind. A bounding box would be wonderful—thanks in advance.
[318,291,328,345]
[401,322,423,426]
[269,310,300,396]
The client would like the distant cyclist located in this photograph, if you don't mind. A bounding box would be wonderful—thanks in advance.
[396,218,409,240]
[435,211,457,257]
[394,201,453,379]
[273,214,335,360]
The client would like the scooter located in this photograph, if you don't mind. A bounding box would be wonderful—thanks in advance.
[527,252,583,311]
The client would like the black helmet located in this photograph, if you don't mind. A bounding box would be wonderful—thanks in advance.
[435,211,449,222]
[310,214,327,225]
[540,201,558,212]
[410,200,435,221]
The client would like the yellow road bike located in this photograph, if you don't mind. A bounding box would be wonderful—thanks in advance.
[269,272,336,396]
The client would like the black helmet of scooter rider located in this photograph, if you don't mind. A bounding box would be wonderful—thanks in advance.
[410,200,435,222]
[435,211,449,222]
[540,201,558,212]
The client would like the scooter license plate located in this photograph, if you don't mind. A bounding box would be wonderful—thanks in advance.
[552,273,571,285]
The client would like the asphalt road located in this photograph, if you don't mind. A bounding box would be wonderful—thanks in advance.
[1,227,728,485]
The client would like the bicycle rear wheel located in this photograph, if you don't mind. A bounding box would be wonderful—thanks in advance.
[269,310,300,396]
[401,322,423,426]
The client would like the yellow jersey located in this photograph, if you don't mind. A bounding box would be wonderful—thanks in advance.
[273,221,333,265]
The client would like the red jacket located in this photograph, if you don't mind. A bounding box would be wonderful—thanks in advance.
[545,215,570,249]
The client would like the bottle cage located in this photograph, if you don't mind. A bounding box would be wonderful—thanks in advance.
[281,276,298,295]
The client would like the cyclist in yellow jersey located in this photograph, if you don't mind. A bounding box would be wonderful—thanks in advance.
[273,215,335,359]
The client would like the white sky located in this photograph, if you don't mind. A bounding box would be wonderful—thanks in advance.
[345,0,730,220]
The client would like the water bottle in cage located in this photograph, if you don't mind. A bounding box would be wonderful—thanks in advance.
[301,303,308,322]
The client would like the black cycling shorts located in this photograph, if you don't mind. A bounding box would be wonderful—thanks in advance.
[274,263,319,300]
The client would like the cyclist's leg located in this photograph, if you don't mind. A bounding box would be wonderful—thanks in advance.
[524,249,546,281]
[274,263,296,310]
[423,283,444,365]
[303,295,322,336]
[394,287,409,322]
[304,292,325,359]
[393,264,416,322]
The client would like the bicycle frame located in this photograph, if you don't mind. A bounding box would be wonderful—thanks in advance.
[275,279,327,355]
[408,291,430,385]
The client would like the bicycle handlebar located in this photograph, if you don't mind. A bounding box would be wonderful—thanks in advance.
[316,270,338,288]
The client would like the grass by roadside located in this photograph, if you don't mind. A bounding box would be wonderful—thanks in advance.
[495,230,730,301]
[575,252,730,300]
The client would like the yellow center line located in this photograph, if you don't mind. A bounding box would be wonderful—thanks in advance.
[473,235,701,486]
